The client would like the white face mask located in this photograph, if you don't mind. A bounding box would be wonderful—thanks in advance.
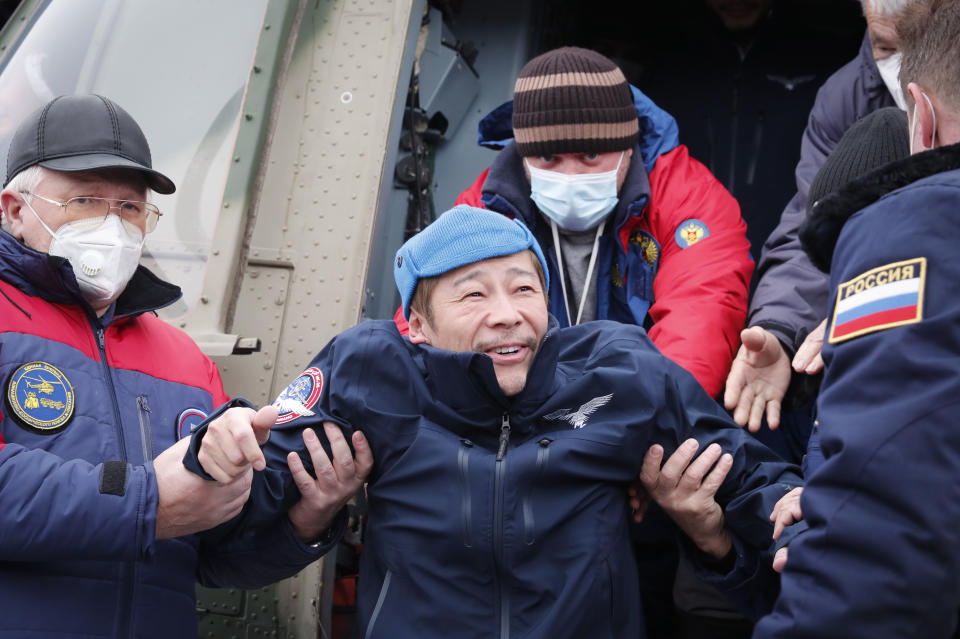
[24,200,143,304]
[527,152,623,232]
[910,91,938,155]
[876,53,908,111]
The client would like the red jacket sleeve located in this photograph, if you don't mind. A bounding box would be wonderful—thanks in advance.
[645,146,752,397]
[454,168,490,207]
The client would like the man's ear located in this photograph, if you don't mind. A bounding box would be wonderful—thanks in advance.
[407,310,432,345]
[907,82,936,149]
[0,190,26,240]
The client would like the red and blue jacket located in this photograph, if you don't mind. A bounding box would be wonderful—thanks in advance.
[0,230,331,638]
[450,88,753,397]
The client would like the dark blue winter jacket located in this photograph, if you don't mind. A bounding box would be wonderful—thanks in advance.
[233,318,801,638]
[755,142,960,638]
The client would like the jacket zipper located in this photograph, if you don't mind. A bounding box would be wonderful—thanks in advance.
[136,396,154,462]
[458,439,474,547]
[364,569,393,639]
[95,327,127,459]
[522,438,552,545]
[494,413,511,639]
[93,325,135,637]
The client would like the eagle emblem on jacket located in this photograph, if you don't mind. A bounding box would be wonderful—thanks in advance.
[544,394,614,429]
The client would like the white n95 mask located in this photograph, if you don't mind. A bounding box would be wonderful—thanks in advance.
[876,53,908,111]
[527,152,623,231]
[25,200,144,304]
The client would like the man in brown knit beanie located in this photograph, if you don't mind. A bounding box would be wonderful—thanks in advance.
[456,46,752,404]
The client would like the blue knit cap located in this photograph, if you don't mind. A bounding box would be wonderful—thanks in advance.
[395,205,550,319]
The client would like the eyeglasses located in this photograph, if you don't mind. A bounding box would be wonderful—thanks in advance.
[21,191,162,234]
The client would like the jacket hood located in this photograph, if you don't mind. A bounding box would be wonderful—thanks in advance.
[801,141,960,272]
[0,229,181,319]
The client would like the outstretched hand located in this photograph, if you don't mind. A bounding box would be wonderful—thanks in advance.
[640,438,733,559]
[287,422,374,543]
[724,326,792,431]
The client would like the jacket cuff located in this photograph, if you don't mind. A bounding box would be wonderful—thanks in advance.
[295,507,349,556]
[182,398,257,480]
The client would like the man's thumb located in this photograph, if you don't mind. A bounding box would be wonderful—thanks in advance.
[252,405,278,445]
[740,326,767,353]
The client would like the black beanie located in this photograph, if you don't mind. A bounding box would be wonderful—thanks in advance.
[807,107,910,215]
[512,47,638,157]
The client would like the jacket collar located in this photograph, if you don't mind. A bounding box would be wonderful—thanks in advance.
[410,316,562,432]
[801,141,960,272]
[480,142,652,236]
[0,229,182,321]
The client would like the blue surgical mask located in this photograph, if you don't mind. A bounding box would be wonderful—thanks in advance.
[527,152,623,231]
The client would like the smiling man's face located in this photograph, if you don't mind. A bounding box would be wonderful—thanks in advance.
[407,251,549,396]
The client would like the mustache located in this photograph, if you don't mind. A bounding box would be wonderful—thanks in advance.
[474,332,539,354]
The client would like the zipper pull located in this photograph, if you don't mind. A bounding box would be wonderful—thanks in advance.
[97,328,106,350]
[496,413,511,462]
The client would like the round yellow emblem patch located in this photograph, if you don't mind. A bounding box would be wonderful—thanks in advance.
[6,361,76,434]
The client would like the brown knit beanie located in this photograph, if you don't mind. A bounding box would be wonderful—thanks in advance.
[512,47,638,157]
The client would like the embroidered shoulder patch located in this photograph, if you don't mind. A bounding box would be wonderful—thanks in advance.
[176,408,209,440]
[273,367,324,424]
[5,361,76,434]
[675,219,710,249]
[829,257,926,344]
[631,230,661,267]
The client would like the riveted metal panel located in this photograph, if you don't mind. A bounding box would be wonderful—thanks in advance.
[212,262,292,406]
[197,585,283,639]
[204,1,420,637]
[245,0,420,398]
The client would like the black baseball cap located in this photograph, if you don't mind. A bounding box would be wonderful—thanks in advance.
[4,94,175,194]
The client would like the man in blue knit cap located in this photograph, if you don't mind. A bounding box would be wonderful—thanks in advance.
[189,205,802,638]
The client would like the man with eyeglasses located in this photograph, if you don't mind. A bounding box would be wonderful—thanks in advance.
[0,94,370,638]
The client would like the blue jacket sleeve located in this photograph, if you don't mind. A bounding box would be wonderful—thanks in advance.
[656,357,802,618]
[195,509,346,589]
[595,331,802,618]
[755,180,960,638]
[181,398,348,588]
[0,443,157,561]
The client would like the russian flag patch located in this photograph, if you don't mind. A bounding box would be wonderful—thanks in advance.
[829,257,926,344]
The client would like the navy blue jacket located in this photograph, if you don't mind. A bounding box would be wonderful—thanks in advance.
[755,143,960,637]
[0,230,333,638]
[239,319,801,638]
